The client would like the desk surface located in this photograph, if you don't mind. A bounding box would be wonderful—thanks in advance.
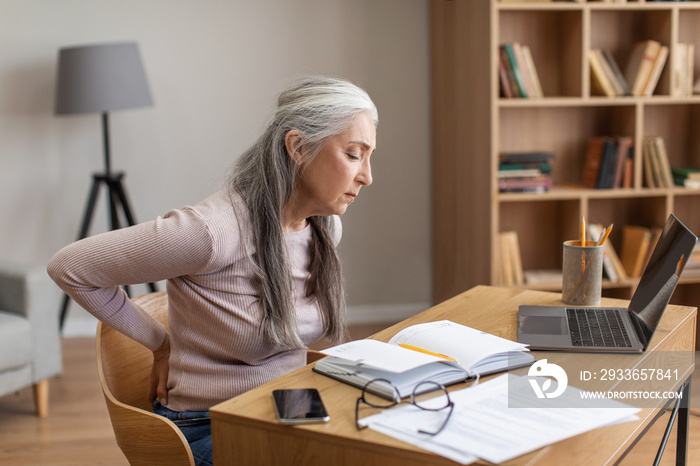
[210,285,696,466]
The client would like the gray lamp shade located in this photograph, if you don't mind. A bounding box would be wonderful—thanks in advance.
[55,42,153,115]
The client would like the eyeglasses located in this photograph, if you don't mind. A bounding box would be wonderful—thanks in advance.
[355,378,454,436]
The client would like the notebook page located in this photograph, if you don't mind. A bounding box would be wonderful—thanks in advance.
[388,320,529,371]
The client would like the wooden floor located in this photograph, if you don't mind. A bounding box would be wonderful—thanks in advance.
[0,327,698,465]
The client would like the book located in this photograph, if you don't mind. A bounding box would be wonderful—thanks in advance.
[642,45,669,96]
[595,138,619,189]
[613,136,633,188]
[686,43,695,96]
[672,43,695,97]
[581,137,607,188]
[601,49,631,95]
[625,40,662,96]
[521,45,544,98]
[314,320,534,400]
[497,231,524,285]
[623,152,634,188]
[589,49,617,97]
[513,42,537,98]
[502,43,529,98]
[643,136,673,188]
[651,136,674,187]
[620,225,653,277]
[498,52,514,98]
[499,45,522,98]
[673,43,688,97]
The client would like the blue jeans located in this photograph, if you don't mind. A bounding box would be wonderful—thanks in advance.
[153,401,212,466]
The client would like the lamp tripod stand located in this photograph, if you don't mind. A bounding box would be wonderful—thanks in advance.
[58,112,157,329]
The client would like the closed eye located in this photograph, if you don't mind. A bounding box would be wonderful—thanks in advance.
[347,153,361,161]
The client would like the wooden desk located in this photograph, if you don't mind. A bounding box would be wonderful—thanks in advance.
[210,286,696,465]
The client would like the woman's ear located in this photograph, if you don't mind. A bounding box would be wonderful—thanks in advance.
[284,130,304,165]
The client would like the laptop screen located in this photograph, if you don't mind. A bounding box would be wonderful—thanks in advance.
[628,214,697,343]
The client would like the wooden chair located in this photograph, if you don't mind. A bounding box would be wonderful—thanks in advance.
[96,291,195,466]
[96,290,327,465]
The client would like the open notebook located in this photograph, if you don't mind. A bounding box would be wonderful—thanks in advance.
[314,320,534,400]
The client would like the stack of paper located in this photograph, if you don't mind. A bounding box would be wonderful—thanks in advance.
[359,374,640,465]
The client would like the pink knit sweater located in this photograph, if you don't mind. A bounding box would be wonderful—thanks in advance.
[48,190,339,411]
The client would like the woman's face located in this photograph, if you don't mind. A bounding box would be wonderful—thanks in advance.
[290,112,376,219]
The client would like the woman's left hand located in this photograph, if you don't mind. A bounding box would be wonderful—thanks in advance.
[149,333,171,406]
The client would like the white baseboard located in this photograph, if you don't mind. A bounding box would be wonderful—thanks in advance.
[63,302,431,337]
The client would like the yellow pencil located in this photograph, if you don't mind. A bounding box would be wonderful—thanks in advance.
[398,344,456,362]
[597,223,614,246]
[581,215,586,246]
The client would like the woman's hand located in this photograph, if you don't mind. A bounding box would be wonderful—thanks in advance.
[149,333,171,406]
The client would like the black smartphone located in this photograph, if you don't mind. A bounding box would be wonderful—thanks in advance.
[272,388,330,424]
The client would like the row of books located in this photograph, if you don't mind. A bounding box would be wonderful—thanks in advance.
[589,40,668,97]
[589,223,661,282]
[600,221,700,281]
[642,136,674,188]
[498,42,543,99]
[503,222,656,287]
[498,151,554,193]
[581,136,633,189]
[503,221,697,287]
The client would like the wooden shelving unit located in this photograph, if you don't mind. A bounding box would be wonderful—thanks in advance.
[431,0,700,326]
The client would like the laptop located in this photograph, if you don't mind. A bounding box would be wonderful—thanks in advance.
[518,214,697,353]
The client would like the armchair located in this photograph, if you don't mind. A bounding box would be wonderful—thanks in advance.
[0,261,62,416]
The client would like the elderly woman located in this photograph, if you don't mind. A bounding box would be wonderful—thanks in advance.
[48,76,378,466]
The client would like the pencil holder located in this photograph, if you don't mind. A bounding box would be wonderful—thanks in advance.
[562,240,603,306]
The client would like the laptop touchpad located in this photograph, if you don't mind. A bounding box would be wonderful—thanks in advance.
[520,316,567,335]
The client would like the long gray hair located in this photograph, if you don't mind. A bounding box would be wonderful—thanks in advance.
[229,76,378,349]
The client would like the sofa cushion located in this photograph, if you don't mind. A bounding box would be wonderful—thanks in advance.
[0,310,32,371]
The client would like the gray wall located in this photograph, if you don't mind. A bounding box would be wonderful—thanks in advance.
[0,0,431,328]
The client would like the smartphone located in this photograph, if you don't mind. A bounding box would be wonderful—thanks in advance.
[272,388,330,424]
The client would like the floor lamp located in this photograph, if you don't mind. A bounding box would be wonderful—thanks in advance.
[55,42,158,329]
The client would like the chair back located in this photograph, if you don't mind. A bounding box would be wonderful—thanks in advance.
[96,291,194,466]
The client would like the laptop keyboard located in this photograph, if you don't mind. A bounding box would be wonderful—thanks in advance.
[566,308,633,348]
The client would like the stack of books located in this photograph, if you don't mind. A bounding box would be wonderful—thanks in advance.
[589,49,630,97]
[498,42,543,99]
[672,167,700,189]
[498,151,554,193]
[581,136,633,189]
[642,136,674,188]
[624,40,669,96]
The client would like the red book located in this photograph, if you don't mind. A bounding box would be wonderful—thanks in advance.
[581,137,606,188]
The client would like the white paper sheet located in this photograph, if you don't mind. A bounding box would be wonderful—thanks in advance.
[360,374,640,464]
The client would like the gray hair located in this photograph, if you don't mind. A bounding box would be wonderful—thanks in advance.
[229,76,378,349]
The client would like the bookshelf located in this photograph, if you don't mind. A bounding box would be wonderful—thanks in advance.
[431,0,700,344]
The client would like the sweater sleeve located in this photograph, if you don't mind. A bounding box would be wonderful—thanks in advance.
[47,206,215,351]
